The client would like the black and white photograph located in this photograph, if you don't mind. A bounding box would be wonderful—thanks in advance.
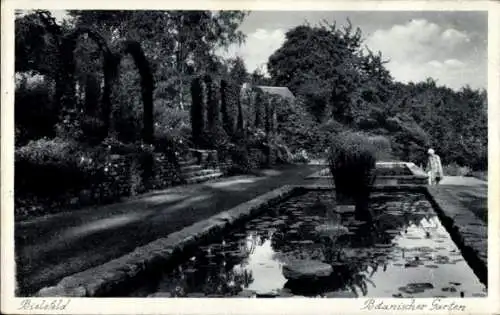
[1,1,499,314]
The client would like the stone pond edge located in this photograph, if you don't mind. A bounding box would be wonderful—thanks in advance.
[35,183,488,297]
[35,185,299,297]
[305,162,428,182]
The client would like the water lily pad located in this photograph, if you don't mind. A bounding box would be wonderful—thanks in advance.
[404,262,419,268]
[324,291,357,298]
[399,286,425,294]
[349,220,367,226]
[385,229,401,234]
[298,240,315,245]
[436,261,450,265]
[237,290,256,297]
[472,293,486,297]
[278,291,294,297]
[374,243,393,248]
[407,283,434,290]
[187,292,206,298]
[442,287,457,292]
[256,292,279,298]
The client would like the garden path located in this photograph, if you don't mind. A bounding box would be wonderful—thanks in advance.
[15,164,322,296]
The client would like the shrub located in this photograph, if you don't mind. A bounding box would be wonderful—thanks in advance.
[228,145,252,174]
[15,137,100,198]
[154,105,191,156]
[15,73,58,145]
[443,163,472,177]
[291,148,311,164]
[273,139,293,164]
[367,135,392,161]
[327,131,376,222]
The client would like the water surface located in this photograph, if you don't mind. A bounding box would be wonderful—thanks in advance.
[134,191,486,298]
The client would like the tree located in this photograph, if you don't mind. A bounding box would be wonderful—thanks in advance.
[190,77,204,147]
[267,21,369,122]
[227,57,249,86]
[250,68,272,86]
[69,10,248,110]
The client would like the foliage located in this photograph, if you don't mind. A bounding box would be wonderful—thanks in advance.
[204,75,219,134]
[190,76,204,147]
[220,80,235,137]
[267,21,380,123]
[15,74,58,145]
[68,10,248,110]
[291,149,311,164]
[367,135,392,161]
[327,131,377,221]
[267,20,486,171]
[227,145,252,174]
[443,163,472,177]
[275,97,323,155]
[15,138,101,197]
[227,57,249,86]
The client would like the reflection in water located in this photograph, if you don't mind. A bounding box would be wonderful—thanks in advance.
[138,191,486,298]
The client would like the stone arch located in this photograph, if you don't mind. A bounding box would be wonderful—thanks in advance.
[110,40,155,144]
[60,28,118,136]
[35,11,118,137]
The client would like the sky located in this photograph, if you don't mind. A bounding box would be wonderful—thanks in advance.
[219,11,488,91]
[48,10,487,91]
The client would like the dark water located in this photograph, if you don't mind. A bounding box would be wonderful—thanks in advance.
[317,165,413,178]
[376,167,413,176]
[133,191,486,298]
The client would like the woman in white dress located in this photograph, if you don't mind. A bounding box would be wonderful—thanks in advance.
[426,148,444,185]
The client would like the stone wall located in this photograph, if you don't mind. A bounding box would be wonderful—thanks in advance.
[89,152,182,201]
[151,153,182,189]
[16,151,182,219]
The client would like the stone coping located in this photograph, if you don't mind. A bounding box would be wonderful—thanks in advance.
[36,183,487,297]
[36,185,298,297]
[306,162,428,180]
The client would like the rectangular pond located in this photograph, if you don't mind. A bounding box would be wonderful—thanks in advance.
[307,162,428,185]
[129,190,486,298]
